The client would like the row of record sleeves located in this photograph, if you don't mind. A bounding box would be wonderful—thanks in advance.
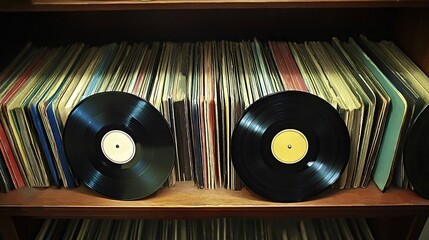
[0,35,428,194]
[36,218,374,240]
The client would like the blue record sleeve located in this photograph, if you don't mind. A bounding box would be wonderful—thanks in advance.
[46,101,76,188]
[29,103,61,186]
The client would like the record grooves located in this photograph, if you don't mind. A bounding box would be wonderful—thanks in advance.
[404,105,429,199]
[232,91,350,202]
[63,92,175,200]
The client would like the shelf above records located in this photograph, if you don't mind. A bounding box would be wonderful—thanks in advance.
[1,0,429,12]
[0,182,428,218]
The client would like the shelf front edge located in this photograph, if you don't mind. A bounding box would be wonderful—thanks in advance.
[0,182,428,218]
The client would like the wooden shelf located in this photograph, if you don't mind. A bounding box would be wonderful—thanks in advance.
[0,0,429,12]
[0,182,428,219]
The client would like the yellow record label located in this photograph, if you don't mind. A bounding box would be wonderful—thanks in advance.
[271,129,308,164]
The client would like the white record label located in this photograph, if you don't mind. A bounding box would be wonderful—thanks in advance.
[101,130,136,164]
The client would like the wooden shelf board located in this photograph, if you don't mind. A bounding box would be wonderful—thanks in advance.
[1,0,429,11]
[0,181,428,218]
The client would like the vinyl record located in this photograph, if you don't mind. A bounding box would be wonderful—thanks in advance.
[404,105,429,199]
[63,91,175,200]
[232,91,350,202]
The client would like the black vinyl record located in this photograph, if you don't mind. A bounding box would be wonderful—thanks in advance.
[404,105,429,199]
[63,92,175,200]
[232,91,350,202]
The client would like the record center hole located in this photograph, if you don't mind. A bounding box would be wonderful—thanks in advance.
[116,144,120,149]
[287,144,292,149]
